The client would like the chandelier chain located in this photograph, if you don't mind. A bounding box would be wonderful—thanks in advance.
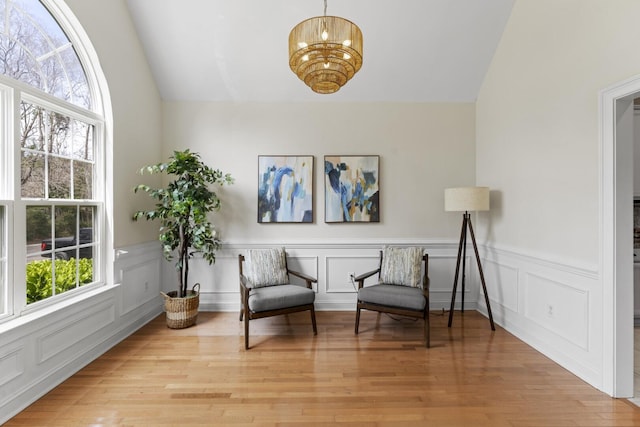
[324,0,327,16]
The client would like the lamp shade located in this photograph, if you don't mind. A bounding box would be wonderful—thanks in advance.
[444,187,490,212]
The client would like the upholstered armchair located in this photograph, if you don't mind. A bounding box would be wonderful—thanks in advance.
[238,248,317,349]
[354,247,430,347]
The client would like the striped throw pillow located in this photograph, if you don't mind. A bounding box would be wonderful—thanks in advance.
[244,248,289,287]
[380,246,423,287]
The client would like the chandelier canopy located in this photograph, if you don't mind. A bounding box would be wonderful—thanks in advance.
[288,1,363,94]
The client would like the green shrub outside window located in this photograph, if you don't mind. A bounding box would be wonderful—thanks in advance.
[26,258,93,304]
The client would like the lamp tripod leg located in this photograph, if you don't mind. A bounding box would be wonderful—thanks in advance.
[448,214,467,327]
[461,214,468,313]
[467,217,496,331]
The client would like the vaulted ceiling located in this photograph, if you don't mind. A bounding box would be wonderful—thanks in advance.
[125,0,514,103]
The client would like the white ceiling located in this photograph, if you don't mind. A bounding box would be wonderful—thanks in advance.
[125,0,515,103]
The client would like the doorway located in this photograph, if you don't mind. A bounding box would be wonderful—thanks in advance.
[601,76,640,398]
[633,101,640,404]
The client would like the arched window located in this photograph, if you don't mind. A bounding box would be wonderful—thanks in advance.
[0,0,90,109]
[0,0,108,320]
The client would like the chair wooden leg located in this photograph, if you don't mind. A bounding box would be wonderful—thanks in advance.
[239,309,243,321]
[355,306,361,334]
[310,306,317,335]
[425,312,430,348]
[244,308,250,350]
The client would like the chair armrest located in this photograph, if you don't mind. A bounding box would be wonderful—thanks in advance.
[239,273,252,290]
[288,269,317,283]
[422,253,430,293]
[239,273,251,311]
[354,268,380,289]
[288,269,317,289]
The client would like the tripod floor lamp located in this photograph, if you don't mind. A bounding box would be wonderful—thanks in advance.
[444,186,495,331]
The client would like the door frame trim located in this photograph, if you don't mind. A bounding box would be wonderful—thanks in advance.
[600,75,640,397]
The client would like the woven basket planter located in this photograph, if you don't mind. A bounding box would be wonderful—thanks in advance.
[161,283,200,329]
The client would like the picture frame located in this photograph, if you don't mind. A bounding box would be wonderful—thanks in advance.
[257,155,314,223]
[324,155,380,223]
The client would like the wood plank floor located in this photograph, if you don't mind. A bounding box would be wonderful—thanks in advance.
[6,310,640,426]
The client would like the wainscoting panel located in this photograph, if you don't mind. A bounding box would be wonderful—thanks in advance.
[37,299,116,363]
[482,245,600,388]
[194,253,241,311]
[191,242,464,312]
[189,254,238,295]
[0,345,24,389]
[429,254,473,308]
[325,255,379,293]
[284,255,319,289]
[482,258,519,314]
[1,242,164,425]
[524,272,589,350]
[121,258,161,316]
[187,252,321,311]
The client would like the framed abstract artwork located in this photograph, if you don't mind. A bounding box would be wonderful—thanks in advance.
[258,155,314,223]
[324,155,380,223]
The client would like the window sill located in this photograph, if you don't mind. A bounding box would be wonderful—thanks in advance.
[0,282,119,334]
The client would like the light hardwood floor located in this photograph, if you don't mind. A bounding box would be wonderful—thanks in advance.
[6,311,640,426]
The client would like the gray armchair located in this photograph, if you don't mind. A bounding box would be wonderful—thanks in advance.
[354,247,430,347]
[238,248,317,349]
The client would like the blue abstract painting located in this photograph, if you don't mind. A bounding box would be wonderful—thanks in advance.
[324,155,379,223]
[258,156,313,223]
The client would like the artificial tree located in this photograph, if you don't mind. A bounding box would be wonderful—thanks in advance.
[133,149,233,298]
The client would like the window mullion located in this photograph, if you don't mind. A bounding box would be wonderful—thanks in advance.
[0,201,13,321]
[11,87,26,313]
[12,200,27,313]
[9,86,19,200]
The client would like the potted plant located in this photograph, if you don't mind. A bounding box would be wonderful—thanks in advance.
[133,149,233,328]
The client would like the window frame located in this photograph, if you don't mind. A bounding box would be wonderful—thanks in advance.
[0,0,110,322]
[0,202,12,323]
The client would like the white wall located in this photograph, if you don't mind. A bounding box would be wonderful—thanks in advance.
[65,0,164,248]
[477,0,640,263]
[476,0,640,395]
[162,102,476,242]
[159,102,480,311]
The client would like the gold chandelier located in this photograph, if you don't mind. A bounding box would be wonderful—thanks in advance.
[288,0,363,94]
